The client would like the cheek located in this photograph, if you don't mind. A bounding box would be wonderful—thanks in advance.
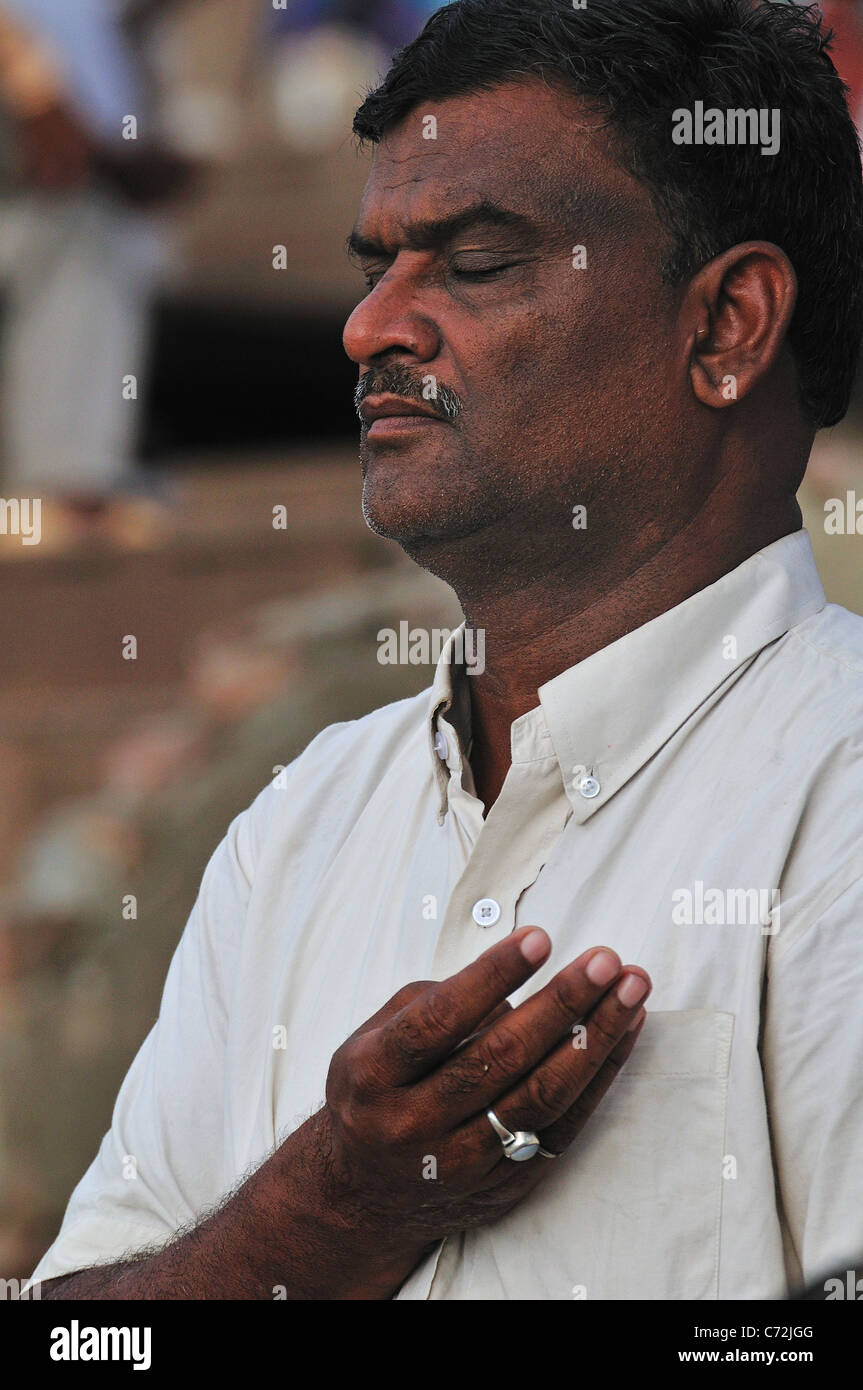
[449,310,569,421]
[446,284,666,433]
[541,294,667,421]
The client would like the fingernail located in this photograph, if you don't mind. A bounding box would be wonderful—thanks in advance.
[520,929,551,964]
[626,1006,647,1032]
[585,949,619,987]
[617,973,650,1008]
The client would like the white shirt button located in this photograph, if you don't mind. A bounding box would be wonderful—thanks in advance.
[577,773,601,799]
[472,897,501,927]
[433,730,448,760]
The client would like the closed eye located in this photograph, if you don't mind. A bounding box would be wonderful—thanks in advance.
[358,258,528,291]
[451,263,521,280]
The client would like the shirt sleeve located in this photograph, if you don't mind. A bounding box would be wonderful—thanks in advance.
[27,794,259,1289]
[762,872,863,1292]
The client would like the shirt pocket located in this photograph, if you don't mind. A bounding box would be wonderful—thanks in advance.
[535,1008,735,1300]
[411,1009,735,1300]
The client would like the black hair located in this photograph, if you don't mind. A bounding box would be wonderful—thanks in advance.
[354,0,863,429]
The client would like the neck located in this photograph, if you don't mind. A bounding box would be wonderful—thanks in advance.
[434,492,803,812]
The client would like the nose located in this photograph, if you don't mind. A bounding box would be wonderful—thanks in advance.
[343,267,440,367]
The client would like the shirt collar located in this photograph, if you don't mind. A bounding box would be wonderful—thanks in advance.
[428,625,472,813]
[540,528,825,822]
[427,529,826,821]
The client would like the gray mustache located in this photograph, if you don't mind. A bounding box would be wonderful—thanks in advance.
[354,366,463,423]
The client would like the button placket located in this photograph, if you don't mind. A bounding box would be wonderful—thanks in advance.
[431,749,567,979]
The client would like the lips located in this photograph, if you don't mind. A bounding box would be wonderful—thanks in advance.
[359,394,445,427]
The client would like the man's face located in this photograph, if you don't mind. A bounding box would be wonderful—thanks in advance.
[344,79,686,567]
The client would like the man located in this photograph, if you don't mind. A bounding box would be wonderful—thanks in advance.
[29,0,863,1299]
[0,0,195,547]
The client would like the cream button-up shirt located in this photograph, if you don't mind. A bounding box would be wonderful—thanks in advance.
[30,530,863,1299]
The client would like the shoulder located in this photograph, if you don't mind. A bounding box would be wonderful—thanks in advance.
[758,603,863,941]
[786,602,863,683]
[759,602,863,742]
[780,601,863,742]
[233,685,433,866]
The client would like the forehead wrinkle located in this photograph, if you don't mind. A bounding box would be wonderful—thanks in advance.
[372,142,449,181]
[378,175,439,194]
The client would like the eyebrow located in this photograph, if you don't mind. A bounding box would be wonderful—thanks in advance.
[346,200,543,261]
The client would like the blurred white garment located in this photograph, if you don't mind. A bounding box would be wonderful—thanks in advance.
[0,190,166,495]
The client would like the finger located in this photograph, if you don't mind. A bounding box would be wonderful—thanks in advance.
[344,989,512,1082]
[453,1000,513,1052]
[465,968,651,1156]
[481,1000,514,1026]
[351,970,513,1041]
[418,947,626,1123]
[540,1008,647,1156]
[374,927,552,1084]
[345,981,433,1042]
[463,1014,646,1184]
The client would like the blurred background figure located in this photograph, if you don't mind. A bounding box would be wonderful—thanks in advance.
[0,0,202,553]
[266,0,441,153]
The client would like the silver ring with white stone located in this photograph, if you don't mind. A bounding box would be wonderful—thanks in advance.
[486,1108,560,1161]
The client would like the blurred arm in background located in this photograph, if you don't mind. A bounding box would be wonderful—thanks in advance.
[0,6,94,190]
[0,0,199,204]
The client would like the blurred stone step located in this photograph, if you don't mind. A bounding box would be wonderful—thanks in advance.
[0,454,394,690]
